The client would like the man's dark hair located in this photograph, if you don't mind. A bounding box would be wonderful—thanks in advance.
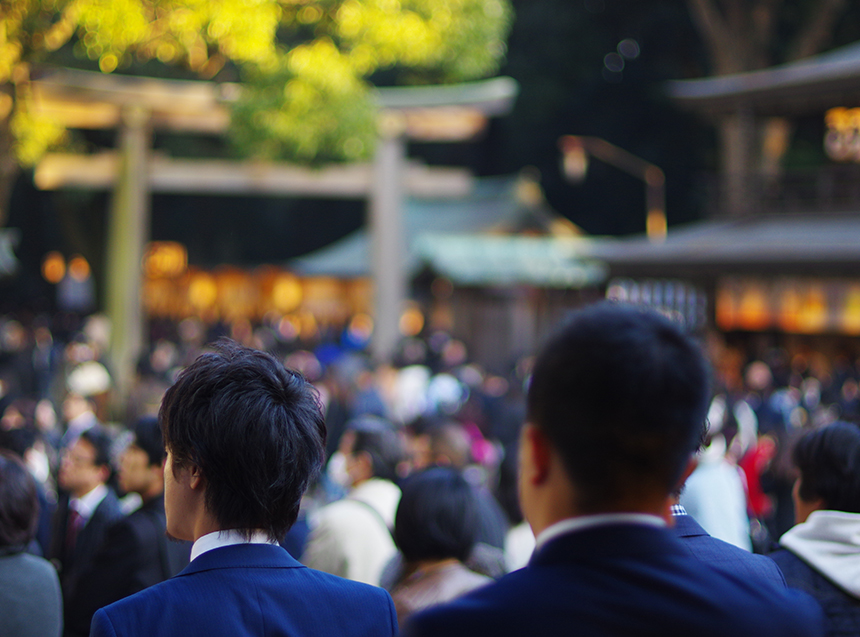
[348,415,405,483]
[527,302,710,513]
[160,340,326,540]
[131,415,165,467]
[394,467,479,563]
[0,449,39,548]
[79,426,114,470]
[793,421,860,513]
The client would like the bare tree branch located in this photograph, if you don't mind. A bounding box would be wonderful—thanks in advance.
[686,0,745,74]
[788,0,848,61]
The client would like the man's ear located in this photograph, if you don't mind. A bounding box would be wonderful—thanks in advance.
[522,423,552,486]
[188,464,205,491]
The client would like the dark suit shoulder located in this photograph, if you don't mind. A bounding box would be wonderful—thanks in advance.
[93,546,397,637]
[406,526,823,637]
[672,514,786,588]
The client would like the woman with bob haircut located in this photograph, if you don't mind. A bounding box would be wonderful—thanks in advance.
[0,449,62,636]
[390,467,491,627]
[769,421,860,636]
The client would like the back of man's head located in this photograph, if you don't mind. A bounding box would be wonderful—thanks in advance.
[527,302,710,513]
[348,415,405,483]
[159,340,326,540]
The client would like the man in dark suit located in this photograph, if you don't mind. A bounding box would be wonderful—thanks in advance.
[63,416,191,636]
[91,341,397,637]
[49,427,123,606]
[405,303,823,637]
[671,503,786,587]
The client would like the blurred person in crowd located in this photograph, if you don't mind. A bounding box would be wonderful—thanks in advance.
[670,422,786,588]
[415,419,508,575]
[391,467,491,628]
[405,303,823,637]
[0,418,56,557]
[91,341,396,637]
[0,449,62,637]
[49,427,123,606]
[59,392,100,450]
[63,416,191,637]
[769,422,860,636]
[303,415,405,586]
[680,396,753,550]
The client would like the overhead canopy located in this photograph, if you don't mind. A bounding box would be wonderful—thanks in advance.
[587,213,860,279]
[667,41,860,116]
[289,176,606,288]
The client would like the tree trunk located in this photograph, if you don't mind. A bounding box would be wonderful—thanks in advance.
[686,0,849,217]
[0,88,20,229]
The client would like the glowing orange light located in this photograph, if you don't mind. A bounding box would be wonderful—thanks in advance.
[42,252,65,284]
[68,255,91,282]
[399,305,425,337]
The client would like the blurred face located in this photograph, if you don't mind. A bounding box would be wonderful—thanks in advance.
[59,438,106,498]
[119,443,158,497]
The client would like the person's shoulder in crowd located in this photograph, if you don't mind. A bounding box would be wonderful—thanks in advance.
[91,543,397,637]
[671,510,786,588]
[405,523,822,637]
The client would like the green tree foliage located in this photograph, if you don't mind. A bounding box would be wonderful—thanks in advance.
[0,0,512,221]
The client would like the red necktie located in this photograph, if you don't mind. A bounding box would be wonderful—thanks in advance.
[65,507,84,553]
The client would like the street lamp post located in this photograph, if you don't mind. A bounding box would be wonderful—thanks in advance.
[559,135,667,242]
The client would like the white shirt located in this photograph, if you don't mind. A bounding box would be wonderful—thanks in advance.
[190,529,278,562]
[71,483,108,521]
[535,513,666,551]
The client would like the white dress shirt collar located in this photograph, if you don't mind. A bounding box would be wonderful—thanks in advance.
[190,529,278,562]
[535,513,666,552]
[70,483,108,521]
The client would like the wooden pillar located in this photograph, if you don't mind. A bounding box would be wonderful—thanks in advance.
[721,105,755,217]
[106,106,150,412]
[369,113,407,363]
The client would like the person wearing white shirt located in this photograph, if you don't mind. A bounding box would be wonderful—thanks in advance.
[405,303,824,637]
[90,341,397,637]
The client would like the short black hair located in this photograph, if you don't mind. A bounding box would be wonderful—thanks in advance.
[527,302,710,512]
[348,415,405,483]
[131,415,164,467]
[160,340,326,540]
[394,467,479,563]
[79,426,114,470]
[0,449,38,548]
[794,421,860,513]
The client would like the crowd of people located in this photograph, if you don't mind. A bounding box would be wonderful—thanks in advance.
[0,305,858,636]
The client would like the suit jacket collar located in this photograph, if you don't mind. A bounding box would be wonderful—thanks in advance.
[177,543,302,577]
[671,513,709,539]
[531,522,684,567]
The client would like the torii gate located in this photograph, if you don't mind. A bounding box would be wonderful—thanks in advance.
[29,68,518,404]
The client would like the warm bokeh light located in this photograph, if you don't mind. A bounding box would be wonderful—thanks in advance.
[67,255,91,282]
[42,252,65,284]
[271,274,303,314]
[399,305,425,337]
[143,242,187,278]
[188,272,218,311]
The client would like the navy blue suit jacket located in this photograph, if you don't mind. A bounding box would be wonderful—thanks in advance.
[672,513,786,588]
[405,523,824,637]
[90,543,397,637]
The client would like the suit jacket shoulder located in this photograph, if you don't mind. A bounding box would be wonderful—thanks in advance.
[672,513,786,588]
[91,543,397,637]
[405,524,823,637]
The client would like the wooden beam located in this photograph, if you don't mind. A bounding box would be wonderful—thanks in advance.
[34,153,473,198]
